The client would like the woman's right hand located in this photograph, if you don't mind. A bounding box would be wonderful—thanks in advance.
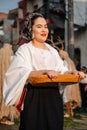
[45,70,60,79]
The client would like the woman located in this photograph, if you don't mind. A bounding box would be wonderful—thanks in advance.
[3,13,85,130]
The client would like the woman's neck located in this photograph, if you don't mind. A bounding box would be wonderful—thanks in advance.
[32,39,49,50]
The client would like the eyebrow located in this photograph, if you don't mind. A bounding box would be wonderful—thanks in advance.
[36,24,48,26]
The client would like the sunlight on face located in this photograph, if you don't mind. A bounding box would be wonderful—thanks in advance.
[32,17,49,43]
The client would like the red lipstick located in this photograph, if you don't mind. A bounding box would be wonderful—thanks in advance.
[41,33,46,36]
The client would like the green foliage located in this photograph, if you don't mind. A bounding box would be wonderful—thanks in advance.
[64,117,77,128]
[64,111,87,129]
[14,117,20,125]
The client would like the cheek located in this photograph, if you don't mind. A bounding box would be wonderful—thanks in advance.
[33,30,40,37]
[34,32,40,39]
[34,29,40,34]
[34,32,40,38]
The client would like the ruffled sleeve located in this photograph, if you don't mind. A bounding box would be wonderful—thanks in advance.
[3,44,33,105]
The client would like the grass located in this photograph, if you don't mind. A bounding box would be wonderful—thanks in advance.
[64,107,87,129]
[14,118,20,125]
[64,114,83,128]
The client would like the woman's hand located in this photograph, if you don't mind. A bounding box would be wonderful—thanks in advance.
[65,70,85,79]
[70,70,85,79]
[45,70,60,79]
[78,71,86,79]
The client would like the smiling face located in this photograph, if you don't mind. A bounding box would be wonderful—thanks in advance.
[32,17,49,43]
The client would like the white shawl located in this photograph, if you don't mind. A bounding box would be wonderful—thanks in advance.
[3,42,68,106]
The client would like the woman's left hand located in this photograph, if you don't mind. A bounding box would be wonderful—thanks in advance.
[78,71,86,79]
[72,70,85,79]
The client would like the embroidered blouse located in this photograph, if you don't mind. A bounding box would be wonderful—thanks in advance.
[3,42,68,105]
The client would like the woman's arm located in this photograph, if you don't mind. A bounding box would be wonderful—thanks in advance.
[28,70,61,82]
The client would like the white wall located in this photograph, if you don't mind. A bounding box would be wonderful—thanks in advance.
[74,0,87,26]
[74,29,87,67]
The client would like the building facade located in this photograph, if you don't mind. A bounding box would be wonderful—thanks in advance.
[74,0,87,67]
[1,0,87,67]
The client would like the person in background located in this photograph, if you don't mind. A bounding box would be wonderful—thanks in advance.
[3,13,85,130]
[80,66,87,108]
[50,41,82,117]
[0,44,19,125]
[59,50,82,117]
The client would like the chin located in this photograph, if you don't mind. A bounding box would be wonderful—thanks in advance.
[42,38,47,42]
[39,39,45,43]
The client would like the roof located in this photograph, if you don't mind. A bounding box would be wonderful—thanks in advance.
[0,12,8,21]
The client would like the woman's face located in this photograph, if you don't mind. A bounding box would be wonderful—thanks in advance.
[32,17,49,43]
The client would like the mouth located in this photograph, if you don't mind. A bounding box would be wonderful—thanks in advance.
[41,34,47,37]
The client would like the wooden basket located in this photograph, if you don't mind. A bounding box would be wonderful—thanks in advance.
[29,74,81,86]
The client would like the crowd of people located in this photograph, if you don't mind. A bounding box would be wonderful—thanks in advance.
[0,12,86,130]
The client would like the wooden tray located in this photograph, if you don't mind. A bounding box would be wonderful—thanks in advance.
[29,74,81,86]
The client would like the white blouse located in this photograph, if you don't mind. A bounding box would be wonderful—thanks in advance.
[3,41,68,105]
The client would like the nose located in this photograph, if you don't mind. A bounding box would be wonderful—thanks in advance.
[42,27,48,32]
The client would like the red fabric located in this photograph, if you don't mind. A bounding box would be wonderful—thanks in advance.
[16,85,27,112]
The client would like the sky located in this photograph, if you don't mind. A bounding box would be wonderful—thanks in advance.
[0,0,20,13]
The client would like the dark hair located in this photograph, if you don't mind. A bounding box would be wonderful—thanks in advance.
[31,14,43,26]
[81,66,87,73]
[22,13,43,41]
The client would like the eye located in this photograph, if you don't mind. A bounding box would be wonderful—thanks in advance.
[36,25,42,28]
[44,25,48,28]
[37,26,41,28]
[45,26,48,28]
